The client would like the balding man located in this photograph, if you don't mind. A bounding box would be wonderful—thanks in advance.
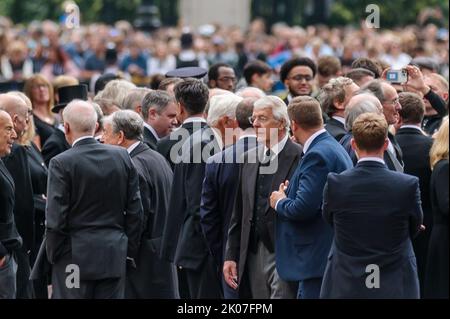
[0,93,35,299]
[45,100,143,299]
[0,110,20,299]
[102,110,178,299]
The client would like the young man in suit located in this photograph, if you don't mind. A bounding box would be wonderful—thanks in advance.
[270,96,353,299]
[0,110,20,299]
[396,92,434,296]
[320,113,423,299]
[318,77,359,141]
[102,110,178,299]
[160,79,223,299]
[0,93,35,298]
[224,96,302,299]
[45,100,143,299]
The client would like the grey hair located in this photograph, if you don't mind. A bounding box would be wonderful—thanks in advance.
[235,86,266,99]
[96,79,136,108]
[360,79,386,103]
[207,94,243,127]
[63,100,98,134]
[122,87,152,111]
[344,99,383,131]
[317,76,354,116]
[254,95,290,130]
[111,110,144,141]
[141,90,175,120]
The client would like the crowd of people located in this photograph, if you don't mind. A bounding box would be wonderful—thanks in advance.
[0,16,448,300]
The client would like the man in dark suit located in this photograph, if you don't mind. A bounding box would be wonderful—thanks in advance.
[160,79,223,299]
[320,113,423,299]
[45,100,143,299]
[318,77,359,141]
[361,80,404,171]
[102,110,178,299]
[0,93,35,299]
[200,96,255,299]
[41,85,88,166]
[0,110,21,299]
[139,90,178,150]
[396,92,434,297]
[224,96,302,299]
[270,96,353,299]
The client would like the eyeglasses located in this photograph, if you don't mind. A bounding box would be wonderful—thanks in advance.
[384,97,400,105]
[288,75,313,82]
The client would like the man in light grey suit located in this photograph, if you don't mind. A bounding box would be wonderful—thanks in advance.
[46,100,143,299]
[102,110,179,299]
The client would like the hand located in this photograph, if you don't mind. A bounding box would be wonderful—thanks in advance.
[270,181,289,209]
[0,256,6,267]
[403,65,430,95]
[223,261,238,290]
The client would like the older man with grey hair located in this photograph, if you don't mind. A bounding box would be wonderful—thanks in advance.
[140,90,178,150]
[339,92,385,165]
[122,87,152,113]
[0,93,35,299]
[45,100,143,299]
[224,96,302,299]
[101,110,178,299]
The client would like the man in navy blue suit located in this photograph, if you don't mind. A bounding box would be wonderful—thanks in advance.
[320,113,423,299]
[270,96,353,299]
[200,97,258,299]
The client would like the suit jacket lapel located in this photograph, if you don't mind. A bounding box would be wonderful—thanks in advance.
[271,139,300,190]
[130,142,149,158]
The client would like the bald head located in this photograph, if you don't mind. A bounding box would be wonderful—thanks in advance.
[236,87,266,99]
[0,93,30,137]
[347,92,383,112]
[345,93,383,131]
[63,100,98,141]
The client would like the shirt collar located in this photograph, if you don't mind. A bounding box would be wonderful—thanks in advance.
[127,141,141,154]
[72,135,93,147]
[303,129,327,154]
[183,117,207,125]
[263,134,288,159]
[58,123,65,133]
[332,116,346,126]
[358,157,386,165]
[144,122,160,141]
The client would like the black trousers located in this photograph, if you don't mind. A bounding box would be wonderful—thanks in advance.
[15,247,34,299]
[51,252,125,299]
[184,254,223,299]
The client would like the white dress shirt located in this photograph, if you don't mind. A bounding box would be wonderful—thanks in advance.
[72,135,93,147]
[127,141,141,154]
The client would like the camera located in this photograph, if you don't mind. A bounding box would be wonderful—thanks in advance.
[386,69,408,84]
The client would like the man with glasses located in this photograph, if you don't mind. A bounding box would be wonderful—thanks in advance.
[208,63,237,92]
[0,93,34,298]
[280,57,317,105]
[361,80,404,172]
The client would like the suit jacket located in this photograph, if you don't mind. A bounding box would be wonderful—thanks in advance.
[325,118,347,142]
[157,121,202,169]
[225,138,302,286]
[41,129,70,167]
[0,160,22,258]
[396,127,433,291]
[276,131,353,282]
[125,142,178,298]
[160,122,221,270]
[45,138,143,280]
[320,161,422,299]
[2,143,35,252]
[200,136,258,267]
[143,126,158,150]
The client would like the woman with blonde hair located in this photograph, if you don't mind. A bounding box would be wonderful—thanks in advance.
[23,74,57,148]
[425,117,449,299]
[8,91,49,299]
